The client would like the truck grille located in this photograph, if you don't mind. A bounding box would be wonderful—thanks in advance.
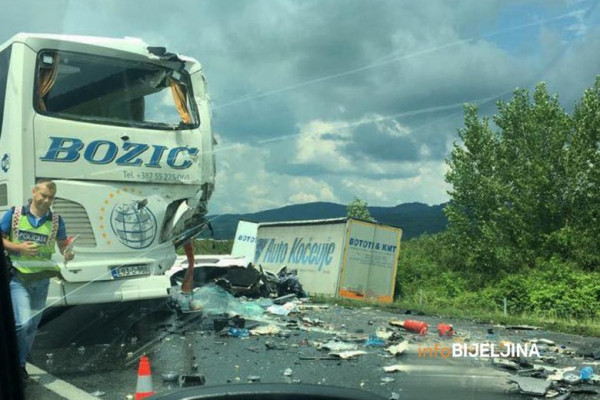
[52,197,97,247]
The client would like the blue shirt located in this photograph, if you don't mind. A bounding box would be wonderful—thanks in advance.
[0,205,67,241]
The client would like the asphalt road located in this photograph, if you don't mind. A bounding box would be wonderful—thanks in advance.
[25,297,600,400]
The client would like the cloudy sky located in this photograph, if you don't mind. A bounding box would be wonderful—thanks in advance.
[3,0,600,214]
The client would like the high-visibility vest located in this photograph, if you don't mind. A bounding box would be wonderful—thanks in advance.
[9,206,61,278]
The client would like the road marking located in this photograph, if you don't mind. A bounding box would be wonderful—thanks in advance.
[26,363,99,400]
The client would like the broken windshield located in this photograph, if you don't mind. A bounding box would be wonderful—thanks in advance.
[35,50,198,130]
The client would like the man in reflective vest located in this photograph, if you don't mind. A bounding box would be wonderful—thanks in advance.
[1,180,74,382]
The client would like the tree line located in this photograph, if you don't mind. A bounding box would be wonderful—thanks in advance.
[398,78,600,320]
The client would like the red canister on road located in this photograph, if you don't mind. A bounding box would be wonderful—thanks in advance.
[437,323,453,337]
[403,319,428,335]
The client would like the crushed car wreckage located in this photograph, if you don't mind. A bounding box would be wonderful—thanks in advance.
[166,253,307,313]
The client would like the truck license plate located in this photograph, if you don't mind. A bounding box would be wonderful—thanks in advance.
[111,265,150,278]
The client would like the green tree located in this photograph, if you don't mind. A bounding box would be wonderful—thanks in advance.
[346,197,374,221]
[562,79,600,269]
[444,81,585,276]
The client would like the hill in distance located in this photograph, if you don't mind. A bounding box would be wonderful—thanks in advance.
[204,201,448,240]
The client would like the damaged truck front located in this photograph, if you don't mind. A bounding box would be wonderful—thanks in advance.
[0,33,216,306]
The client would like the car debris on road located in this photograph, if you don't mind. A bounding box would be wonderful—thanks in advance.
[124,261,600,400]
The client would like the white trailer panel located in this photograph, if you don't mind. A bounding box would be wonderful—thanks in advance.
[250,218,402,302]
[254,219,347,297]
[339,219,402,303]
[231,220,258,260]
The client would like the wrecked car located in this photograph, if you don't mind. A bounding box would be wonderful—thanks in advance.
[166,255,307,299]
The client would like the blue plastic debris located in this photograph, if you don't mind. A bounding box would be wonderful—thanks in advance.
[364,335,385,347]
[228,327,250,338]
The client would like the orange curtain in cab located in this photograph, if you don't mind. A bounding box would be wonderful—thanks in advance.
[169,79,192,124]
[37,53,60,112]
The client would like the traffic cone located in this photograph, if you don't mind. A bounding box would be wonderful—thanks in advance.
[135,355,154,400]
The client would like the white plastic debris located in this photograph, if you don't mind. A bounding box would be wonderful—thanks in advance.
[376,328,394,340]
[250,325,281,335]
[383,365,407,373]
[318,340,358,352]
[547,367,577,382]
[387,340,408,356]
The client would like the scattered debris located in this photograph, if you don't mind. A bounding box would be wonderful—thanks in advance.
[273,294,298,305]
[228,328,250,338]
[546,391,570,400]
[584,351,600,360]
[386,340,409,356]
[364,335,386,347]
[266,303,295,316]
[250,325,281,336]
[547,367,577,382]
[213,315,246,331]
[161,276,599,397]
[389,319,428,335]
[265,341,287,351]
[298,356,339,361]
[317,340,358,352]
[533,338,556,346]
[581,366,594,382]
[437,323,453,337]
[562,370,582,385]
[505,325,540,330]
[540,356,557,364]
[297,304,329,310]
[168,284,265,317]
[375,328,395,340]
[329,350,368,359]
[571,387,598,394]
[508,376,551,396]
[383,365,406,373]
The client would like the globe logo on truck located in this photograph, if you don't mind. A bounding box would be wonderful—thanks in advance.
[110,202,157,249]
[1,153,10,173]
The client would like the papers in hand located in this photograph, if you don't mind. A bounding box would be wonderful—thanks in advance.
[64,235,79,252]
[63,235,79,265]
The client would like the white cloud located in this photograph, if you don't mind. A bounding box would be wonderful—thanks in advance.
[211,137,340,214]
[293,119,354,170]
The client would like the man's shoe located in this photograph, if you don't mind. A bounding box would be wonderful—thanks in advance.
[20,366,29,380]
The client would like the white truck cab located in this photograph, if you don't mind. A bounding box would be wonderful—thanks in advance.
[0,33,216,306]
